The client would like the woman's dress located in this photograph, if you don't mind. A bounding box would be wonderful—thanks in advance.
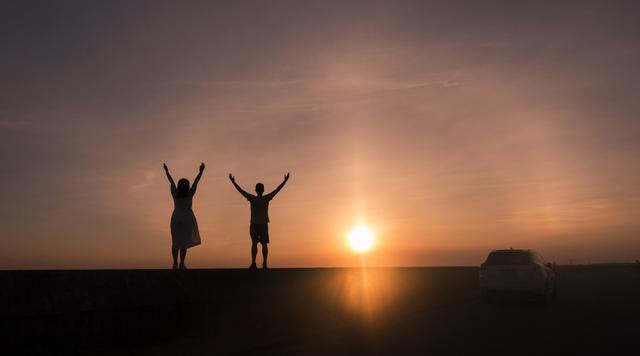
[170,189,201,249]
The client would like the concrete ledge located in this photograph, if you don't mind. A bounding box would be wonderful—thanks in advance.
[1,266,638,355]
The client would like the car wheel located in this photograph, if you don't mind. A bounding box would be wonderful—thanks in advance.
[543,281,556,304]
[543,292,554,305]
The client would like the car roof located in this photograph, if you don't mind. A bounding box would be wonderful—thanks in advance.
[490,249,533,254]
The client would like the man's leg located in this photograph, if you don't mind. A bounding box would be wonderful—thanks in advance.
[261,242,269,269]
[249,224,258,269]
[179,248,187,269]
[171,247,179,269]
[250,242,258,268]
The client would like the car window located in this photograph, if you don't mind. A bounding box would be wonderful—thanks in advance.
[484,251,533,265]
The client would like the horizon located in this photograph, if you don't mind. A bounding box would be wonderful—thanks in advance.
[1,1,639,269]
[5,261,638,272]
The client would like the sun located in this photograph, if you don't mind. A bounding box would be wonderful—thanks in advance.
[348,225,375,253]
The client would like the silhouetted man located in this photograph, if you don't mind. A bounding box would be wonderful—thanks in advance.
[229,173,290,270]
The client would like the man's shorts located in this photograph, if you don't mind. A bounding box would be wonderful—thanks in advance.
[250,223,269,244]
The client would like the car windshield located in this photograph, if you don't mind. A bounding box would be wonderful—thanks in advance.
[485,251,533,265]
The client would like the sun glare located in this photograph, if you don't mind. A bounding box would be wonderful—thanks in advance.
[348,225,375,253]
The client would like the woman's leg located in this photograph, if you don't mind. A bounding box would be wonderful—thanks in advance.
[179,248,187,269]
[171,247,179,269]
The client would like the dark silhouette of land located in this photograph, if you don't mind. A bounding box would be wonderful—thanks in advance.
[1,265,638,355]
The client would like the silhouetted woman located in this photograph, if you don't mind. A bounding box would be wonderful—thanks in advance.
[163,162,205,269]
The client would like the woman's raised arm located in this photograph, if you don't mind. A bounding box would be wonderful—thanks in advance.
[163,163,176,191]
[190,162,205,195]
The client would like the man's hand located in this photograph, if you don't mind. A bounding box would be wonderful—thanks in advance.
[199,162,205,172]
[229,174,235,182]
[163,163,169,172]
[284,172,290,181]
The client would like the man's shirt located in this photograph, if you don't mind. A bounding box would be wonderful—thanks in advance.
[246,194,273,224]
[237,190,278,224]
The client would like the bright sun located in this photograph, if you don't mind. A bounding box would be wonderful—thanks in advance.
[348,225,375,253]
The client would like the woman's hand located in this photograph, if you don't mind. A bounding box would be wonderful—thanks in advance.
[199,162,205,172]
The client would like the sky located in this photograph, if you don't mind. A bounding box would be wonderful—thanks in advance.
[1,1,639,269]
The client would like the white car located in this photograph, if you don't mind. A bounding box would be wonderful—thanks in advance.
[479,249,556,301]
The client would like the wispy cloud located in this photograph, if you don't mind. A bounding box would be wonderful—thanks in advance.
[131,171,158,191]
[168,79,303,88]
[168,77,461,93]
[0,120,27,129]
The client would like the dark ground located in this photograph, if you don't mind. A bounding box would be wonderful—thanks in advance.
[1,265,639,355]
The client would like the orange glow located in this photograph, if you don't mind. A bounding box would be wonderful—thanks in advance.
[348,225,375,253]
[330,268,404,321]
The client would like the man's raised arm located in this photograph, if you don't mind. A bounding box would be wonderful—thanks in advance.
[266,173,290,199]
[229,174,253,200]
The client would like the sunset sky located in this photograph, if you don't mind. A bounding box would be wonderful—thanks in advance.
[1,1,639,269]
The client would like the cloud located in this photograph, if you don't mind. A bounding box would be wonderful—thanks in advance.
[131,171,159,191]
[0,120,27,129]
[168,78,460,93]
[168,79,303,88]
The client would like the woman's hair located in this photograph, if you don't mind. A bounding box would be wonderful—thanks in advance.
[176,178,190,198]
